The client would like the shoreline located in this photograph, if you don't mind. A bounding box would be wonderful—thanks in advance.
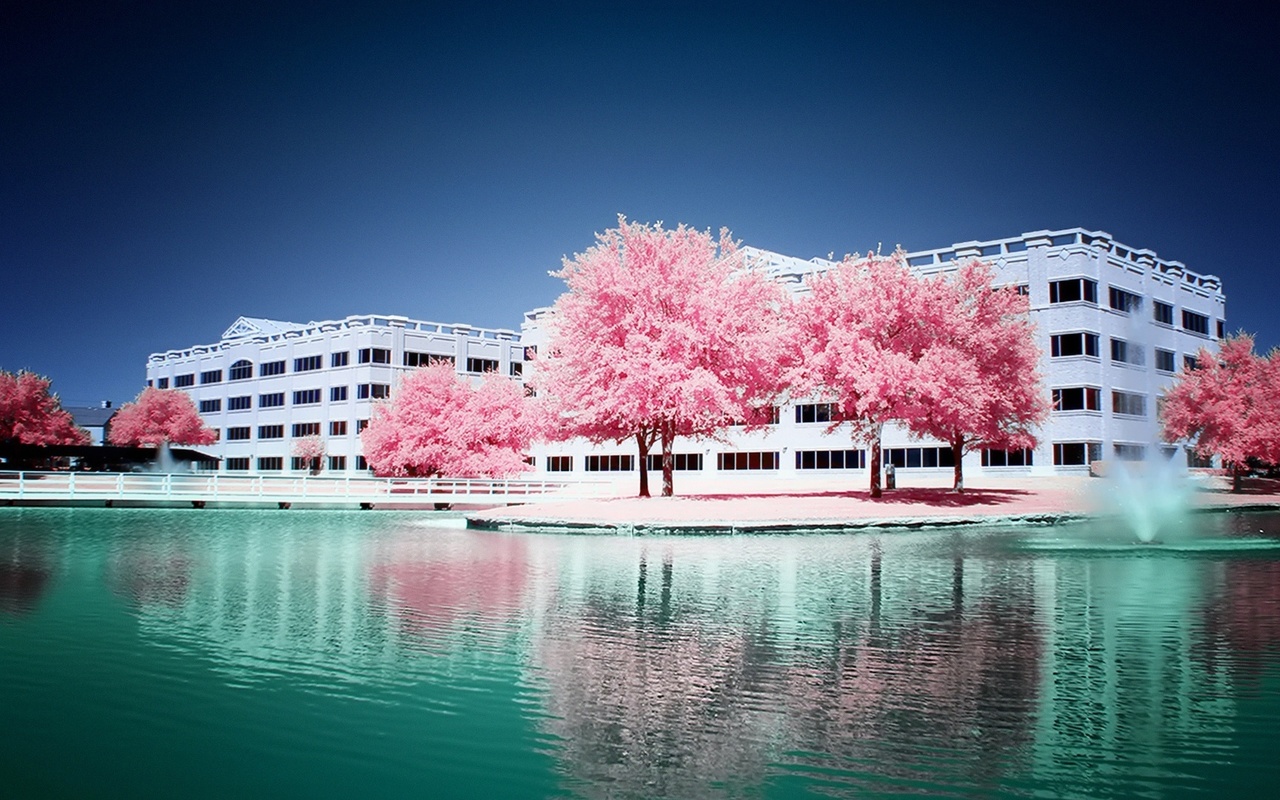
[467,475,1280,534]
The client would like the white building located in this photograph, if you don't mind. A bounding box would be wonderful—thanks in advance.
[147,227,1225,485]
[145,314,524,474]
[521,227,1226,490]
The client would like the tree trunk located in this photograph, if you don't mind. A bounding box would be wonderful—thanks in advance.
[636,432,652,498]
[1232,462,1243,493]
[951,435,965,493]
[869,425,883,499]
[660,426,675,497]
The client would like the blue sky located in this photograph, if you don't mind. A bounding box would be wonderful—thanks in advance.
[3,1,1277,406]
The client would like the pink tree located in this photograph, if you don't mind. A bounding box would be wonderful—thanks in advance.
[0,369,89,446]
[292,435,326,474]
[534,216,791,497]
[906,261,1048,492]
[361,363,538,478]
[1161,334,1280,492]
[107,387,217,447]
[792,251,936,498]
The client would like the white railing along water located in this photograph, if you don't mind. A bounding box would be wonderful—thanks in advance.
[0,471,611,506]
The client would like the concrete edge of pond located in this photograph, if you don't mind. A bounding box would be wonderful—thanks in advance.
[466,511,1100,534]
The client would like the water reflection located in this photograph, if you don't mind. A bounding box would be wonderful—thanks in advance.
[5,508,1280,797]
[0,532,53,616]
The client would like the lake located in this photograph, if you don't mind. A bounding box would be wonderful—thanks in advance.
[3,507,1280,798]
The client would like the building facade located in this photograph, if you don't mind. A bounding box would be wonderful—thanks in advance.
[520,227,1226,490]
[145,315,524,473]
[147,227,1225,484]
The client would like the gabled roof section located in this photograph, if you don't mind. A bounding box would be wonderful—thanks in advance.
[222,316,304,340]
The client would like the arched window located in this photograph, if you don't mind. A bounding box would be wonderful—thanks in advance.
[229,360,254,381]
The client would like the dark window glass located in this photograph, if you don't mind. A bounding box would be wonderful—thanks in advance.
[229,360,253,381]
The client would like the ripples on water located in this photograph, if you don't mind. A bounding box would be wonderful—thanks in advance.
[2,508,1280,798]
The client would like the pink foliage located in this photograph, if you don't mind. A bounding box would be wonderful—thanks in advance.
[795,255,1046,494]
[292,435,326,472]
[793,251,939,496]
[907,261,1048,490]
[1161,334,1280,490]
[360,363,538,478]
[107,387,217,447]
[535,216,791,496]
[0,369,89,446]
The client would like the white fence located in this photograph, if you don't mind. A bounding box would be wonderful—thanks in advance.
[0,471,612,508]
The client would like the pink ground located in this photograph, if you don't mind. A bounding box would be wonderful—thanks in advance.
[469,475,1280,529]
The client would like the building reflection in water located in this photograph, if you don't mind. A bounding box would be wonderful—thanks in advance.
[80,512,1280,795]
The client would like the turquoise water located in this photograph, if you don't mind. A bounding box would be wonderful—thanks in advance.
[3,508,1280,799]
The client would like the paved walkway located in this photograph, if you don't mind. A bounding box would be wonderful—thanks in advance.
[467,475,1280,533]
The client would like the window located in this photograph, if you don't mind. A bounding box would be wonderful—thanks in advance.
[1053,442,1102,466]
[1155,348,1176,373]
[1217,320,1225,339]
[510,362,523,377]
[199,399,221,413]
[330,420,348,436]
[1108,287,1143,313]
[292,389,321,405]
[229,360,253,381]
[1049,278,1097,304]
[404,351,454,368]
[981,448,1034,467]
[1114,443,1146,462]
[466,357,499,373]
[1050,332,1099,358]
[1112,390,1147,417]
[174,373,195,388]
[1182,310,1210,336]
[356,419,369,433]
[795,449,866,470]
[294,355,322,372]
[585,455,634,471]
[157,377,169,389]
[1153,301,1174,326]
[358,348,391,364]
[1052,387,1102,411]
[146,380,153,387]
[292,422,320,437]
[357,383,390,400]
[1184,354,1199,371]
[1013,284,1030,296]
[228,395,251,411]
[290,457,311,471]
[258,425,283,440]
[795,403,838,424]
[882,447,955,469]
[356,455,369,471]
[330,386,348,402]
[226,457,250,471]
[200,369,222,385]
[1110,338,1145,366]
[226,427,250,441]
[645,453,704,471]
[257,457,283,471]
[546,456,573,472]
[331,352,349,368]
[328,456,346,471]
[716,452,780,470]
[260,392,285,408]
[261,360,286,376]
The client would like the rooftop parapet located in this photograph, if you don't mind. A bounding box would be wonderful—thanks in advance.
[149,313,521,364]
[742,227,1225,298]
